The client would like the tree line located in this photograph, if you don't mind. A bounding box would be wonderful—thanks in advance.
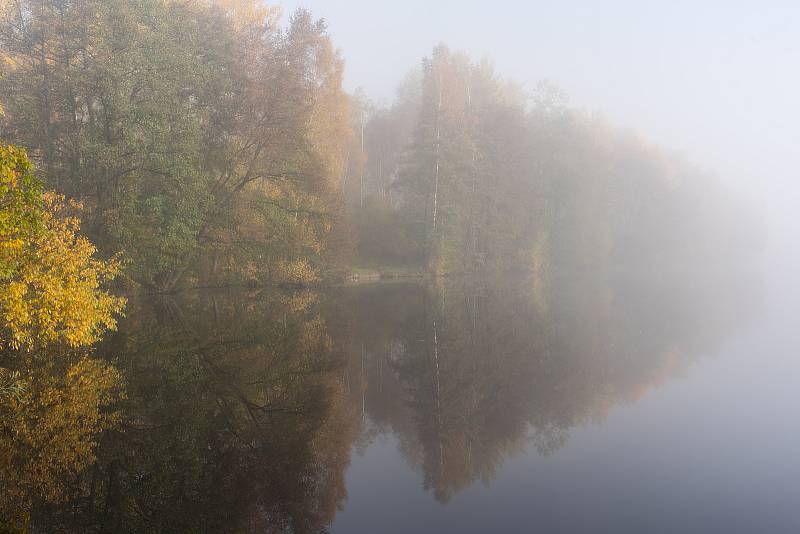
[351,45,761,275]
[0,2,760,293]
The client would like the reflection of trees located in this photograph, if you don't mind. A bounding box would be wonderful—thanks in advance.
[28,289,357,533]
[0,352,123,528]
[337,270,757,503]
[11,270,759,527]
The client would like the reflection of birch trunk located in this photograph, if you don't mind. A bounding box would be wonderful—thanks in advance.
[469,288,478,473]
[361,342,365,419]
[433,318,444,474]
[378,344,383,393]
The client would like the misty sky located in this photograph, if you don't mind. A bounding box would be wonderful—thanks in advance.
[279,1,800,237]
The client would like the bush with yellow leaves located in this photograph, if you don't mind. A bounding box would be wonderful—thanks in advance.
[0,145,125,351]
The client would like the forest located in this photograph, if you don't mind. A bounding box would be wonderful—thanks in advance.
[0,1,762,530]
[0,1,758,291]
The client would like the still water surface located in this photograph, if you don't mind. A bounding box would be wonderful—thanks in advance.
[16,264,800,533]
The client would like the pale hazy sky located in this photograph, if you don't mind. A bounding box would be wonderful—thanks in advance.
[279,1,800,234]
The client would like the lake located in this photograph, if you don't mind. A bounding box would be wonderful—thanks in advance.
[11,262,799,533]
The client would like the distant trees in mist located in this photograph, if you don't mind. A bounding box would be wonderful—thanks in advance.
[350,45,761,275]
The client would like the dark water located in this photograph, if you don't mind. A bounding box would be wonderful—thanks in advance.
[10,264,800,533]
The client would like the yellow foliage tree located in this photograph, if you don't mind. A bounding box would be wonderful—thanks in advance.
[0,146,125,351]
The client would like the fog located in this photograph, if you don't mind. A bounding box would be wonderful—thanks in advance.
[285,0,800,248]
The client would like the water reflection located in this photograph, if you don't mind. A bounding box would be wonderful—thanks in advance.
[15,290,356,533]
[6,270,758,531]
[334,270,756,504]
[0,352,124,528]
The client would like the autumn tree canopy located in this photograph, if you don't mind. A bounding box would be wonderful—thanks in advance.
[0,0,352,291]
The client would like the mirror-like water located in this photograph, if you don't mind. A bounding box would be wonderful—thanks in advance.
[7,264,797,533]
